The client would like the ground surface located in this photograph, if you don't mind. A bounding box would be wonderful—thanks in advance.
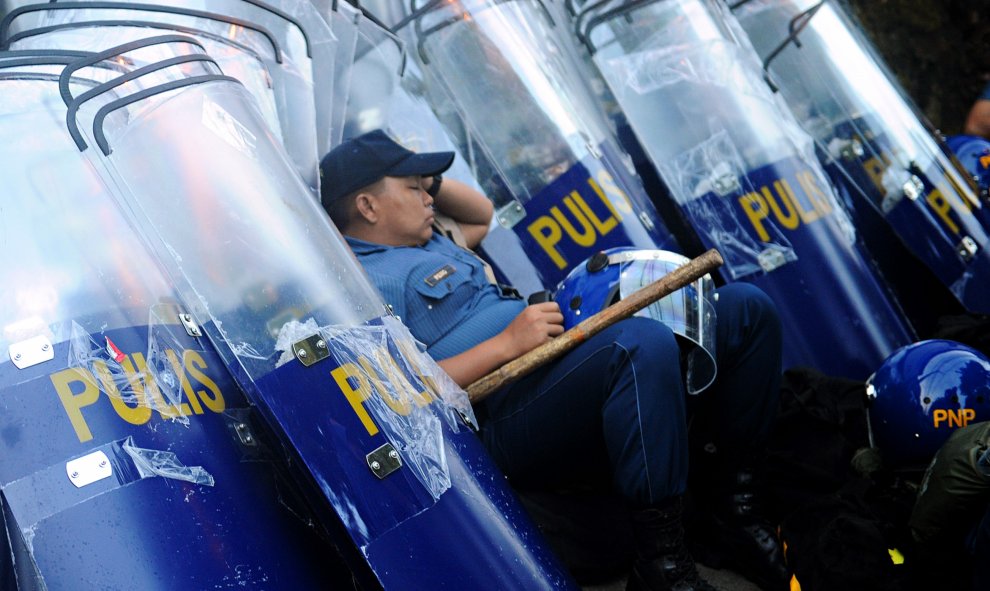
[583,564,763,591]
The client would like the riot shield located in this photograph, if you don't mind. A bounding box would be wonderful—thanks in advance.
[327,3,549,294]
[311,0,362,148]
[732,0,990,319]
[339,3,405,138]
[0,0,322,191]
[0,41,348,591]
[572,0,915,378]
[397,0,682,289]
[60,42,576,588]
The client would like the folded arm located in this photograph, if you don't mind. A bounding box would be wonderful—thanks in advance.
[429,177,494,249]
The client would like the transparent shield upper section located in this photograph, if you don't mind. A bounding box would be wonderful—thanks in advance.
[341,10,405,138]
[588,0,799,171]
[411,0,614,207]
[0,72,177,353]
[73,71,383,380]
[3,2,323,192]
[733,0,980,212]
[312,0,361,148]
[9,26,285,159]
[3,5,282,61]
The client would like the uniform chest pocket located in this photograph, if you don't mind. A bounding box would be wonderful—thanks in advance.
[406,262,483,346]
[413,266,474,303]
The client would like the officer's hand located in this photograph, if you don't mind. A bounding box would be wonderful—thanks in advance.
[499,302,564,359]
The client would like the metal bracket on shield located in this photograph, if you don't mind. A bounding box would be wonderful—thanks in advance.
[367,443,402,480]
[710,162,741,196]
[638,211,656,232]
[836,137,865,160]
[758,248,789,272]
[457,409,478,432]
[234,422,258,447]
[902,174,924,201]
[66,450,113,488]
[8,334,54,369]
[957,236,979,262]
[293,333,331,367]
[496,200,527,228]
[178,312,203,337]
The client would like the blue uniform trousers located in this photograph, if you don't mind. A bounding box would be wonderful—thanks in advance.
[478,283,782,506]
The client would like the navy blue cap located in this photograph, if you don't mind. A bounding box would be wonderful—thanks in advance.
[319,130,455,209]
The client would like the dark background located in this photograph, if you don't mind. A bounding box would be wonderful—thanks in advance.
[839,0,990,135]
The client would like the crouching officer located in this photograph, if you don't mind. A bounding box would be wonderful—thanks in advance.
[319,129,788,590]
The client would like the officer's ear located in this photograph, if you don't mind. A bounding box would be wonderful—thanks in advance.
[353,191,379,224]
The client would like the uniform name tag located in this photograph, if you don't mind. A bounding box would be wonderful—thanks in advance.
[424,264,456,287]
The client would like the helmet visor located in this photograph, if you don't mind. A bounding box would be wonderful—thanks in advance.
[613,250,718,394]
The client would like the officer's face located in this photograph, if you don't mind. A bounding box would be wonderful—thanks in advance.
[373,175,435,246]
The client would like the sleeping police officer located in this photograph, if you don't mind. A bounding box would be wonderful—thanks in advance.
[320,129,787,591]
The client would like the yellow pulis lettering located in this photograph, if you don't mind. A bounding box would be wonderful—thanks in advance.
[51,368,101,443]
[572,191,618,236]
[527,216,568,269]
[796,170,834,217]
[740,192,772,242]
[50,346,228,443]
[371,346,433,408]
[926,189,960,235]
[594,171,633,215]
[130,352,191,419]
[392,337,442,400]
[184,350,225,413]
[550,199,597,247]
[764,182,801,230]
[331,363,379,436]
[165,349,204,415]
[94,359,153,426]
[358,356,412,416]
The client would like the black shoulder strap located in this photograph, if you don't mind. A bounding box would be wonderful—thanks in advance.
[433,212,497,284]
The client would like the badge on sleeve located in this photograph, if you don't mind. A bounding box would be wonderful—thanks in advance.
[424,264,456,287]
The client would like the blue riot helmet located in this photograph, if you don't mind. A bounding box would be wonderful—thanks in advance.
[865,339,990,470]
[945,134,990,197]
[554,248,717,394]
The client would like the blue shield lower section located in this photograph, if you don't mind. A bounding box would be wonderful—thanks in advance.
[245,319,577,589]
[828,121,990,315]
[1,317,575,589]
[364,423,575,589]
[500,144,679,289]
[0,322,343,590]
[681,155,915,379]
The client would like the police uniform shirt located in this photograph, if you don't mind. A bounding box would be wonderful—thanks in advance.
[346,234,526,360]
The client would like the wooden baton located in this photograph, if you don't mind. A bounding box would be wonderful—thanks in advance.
[465,248,724,402]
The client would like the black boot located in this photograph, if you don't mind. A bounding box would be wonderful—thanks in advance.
[711,469,789,589]
[627,497,717,591]
[690,453,789,591]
